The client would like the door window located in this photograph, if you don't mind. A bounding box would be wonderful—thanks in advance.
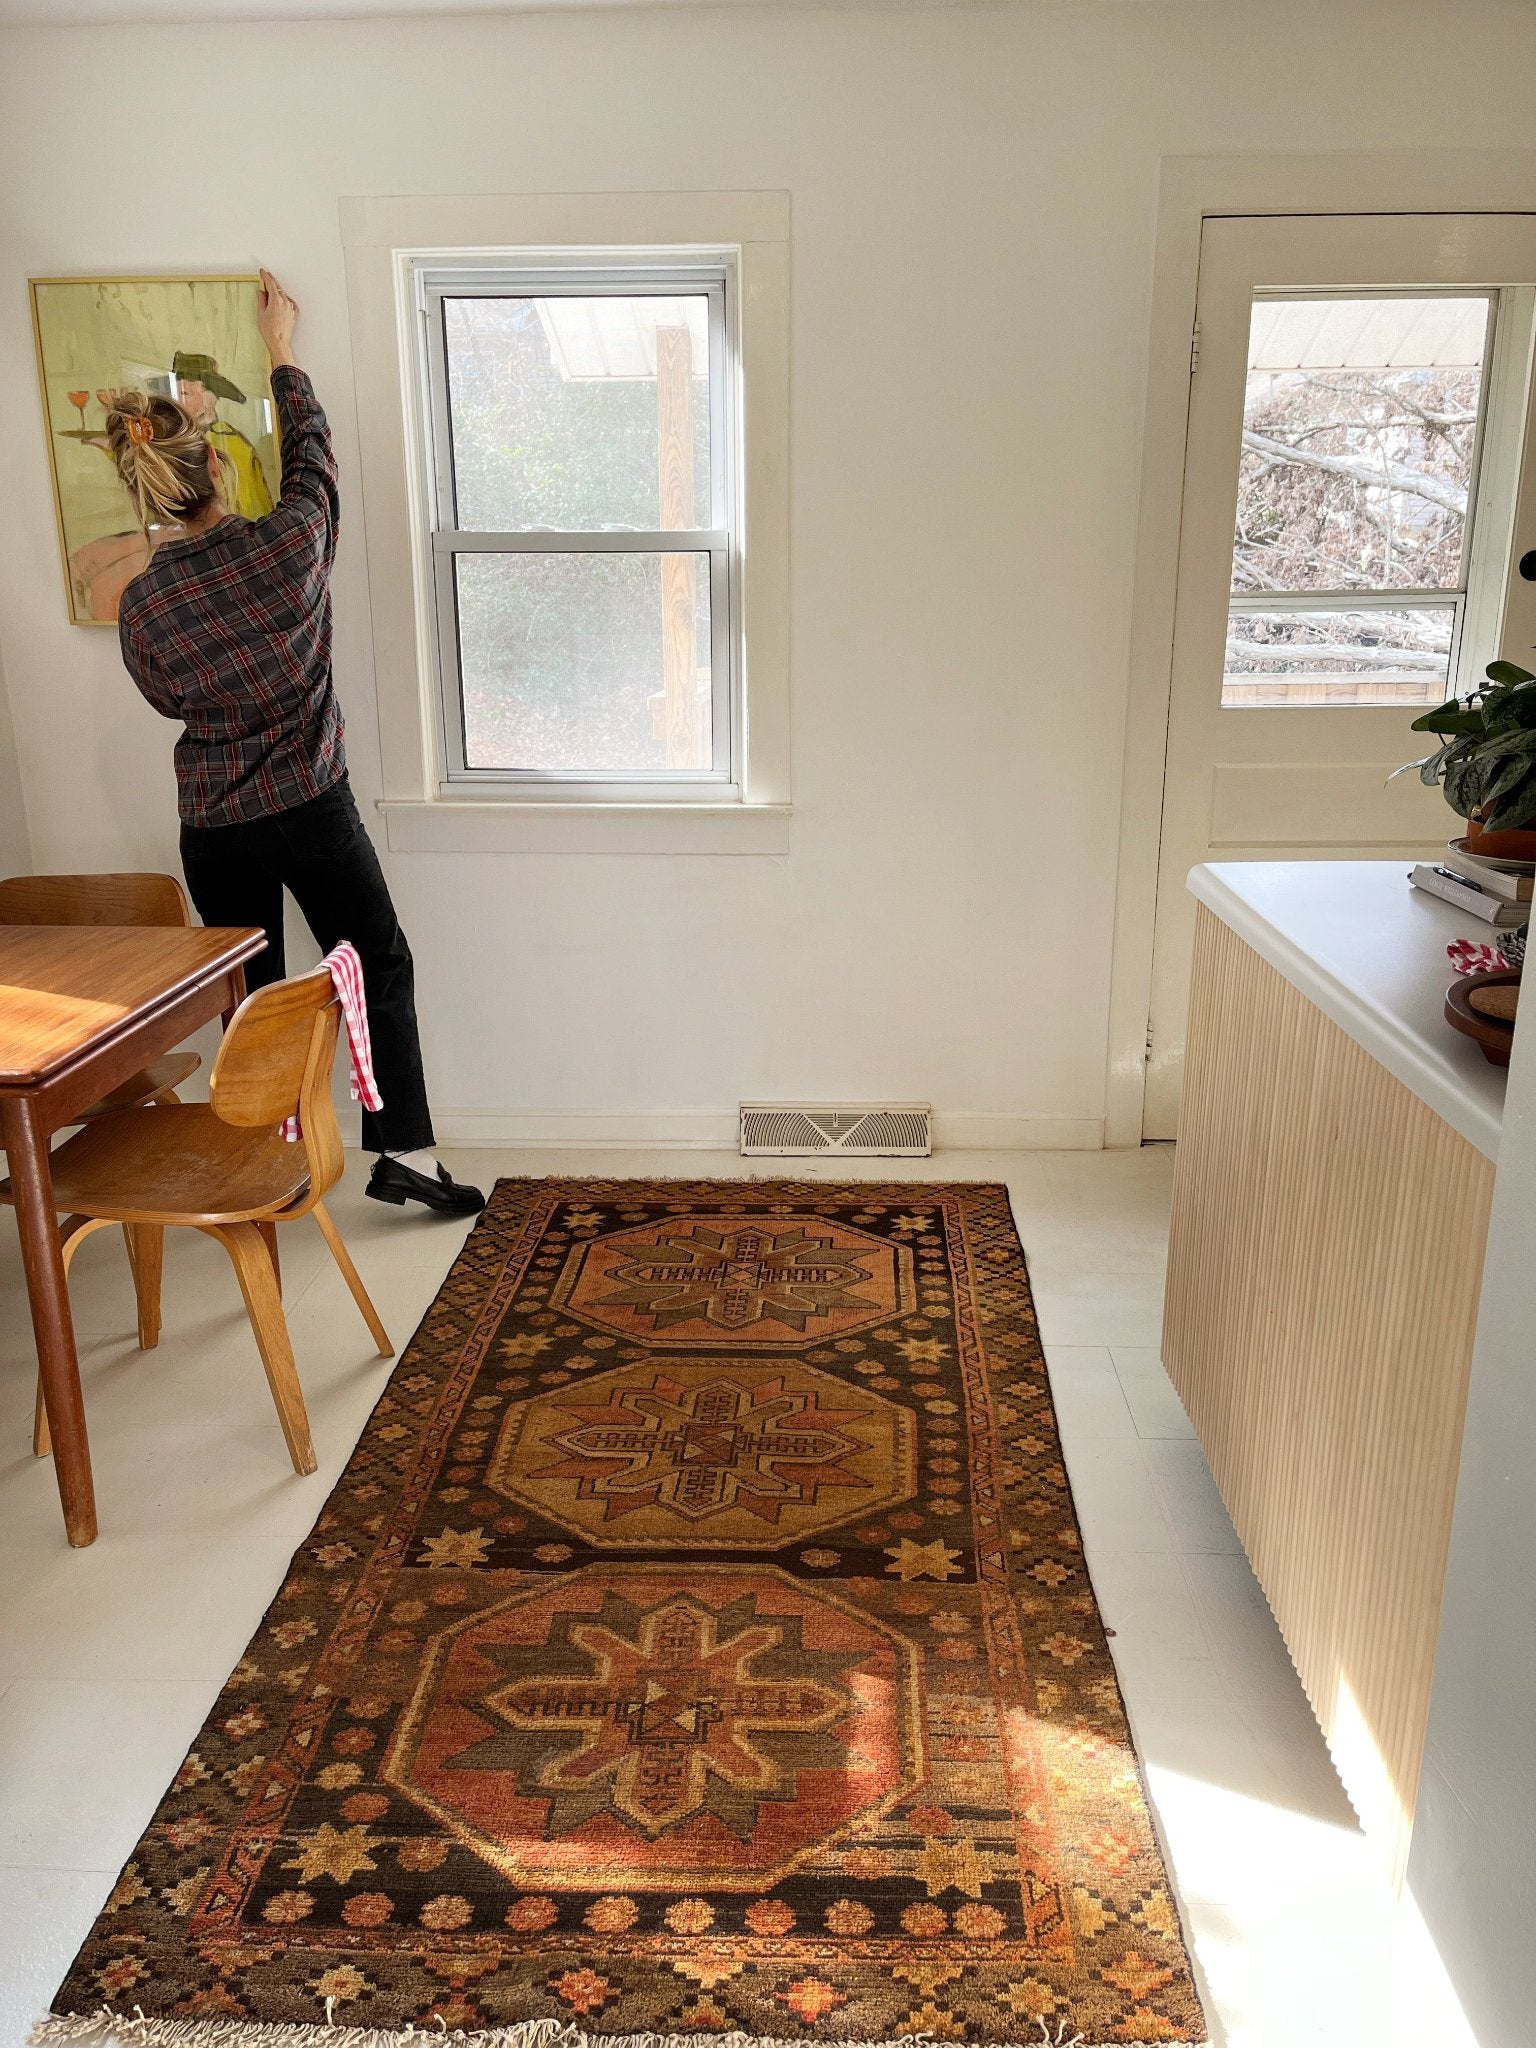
[1224,294,1493,707]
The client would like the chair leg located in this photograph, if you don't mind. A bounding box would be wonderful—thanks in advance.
[150,1089,182,1106]
[33,1217,112,1459]
[32,1377,50,1461]
[312,1201,394,1358]
[257,1221,281,1297]
[209,1223,317,1477]
[123,1223,164,1350]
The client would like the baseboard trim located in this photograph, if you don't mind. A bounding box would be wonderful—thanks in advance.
[427,1110,1104,1152]
[932,1113,1103,1151]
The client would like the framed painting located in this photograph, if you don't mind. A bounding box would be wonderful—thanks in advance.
[30,274,281,625]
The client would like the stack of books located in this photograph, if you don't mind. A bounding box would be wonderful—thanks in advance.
[1409,840,1534,928]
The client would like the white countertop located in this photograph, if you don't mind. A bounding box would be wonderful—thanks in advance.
[1188,862,1510,1160]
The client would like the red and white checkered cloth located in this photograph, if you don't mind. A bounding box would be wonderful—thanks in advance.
[280,941,383,1142]
[1447,937,1515,976]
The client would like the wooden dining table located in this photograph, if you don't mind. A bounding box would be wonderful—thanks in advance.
[0,922,265,1546]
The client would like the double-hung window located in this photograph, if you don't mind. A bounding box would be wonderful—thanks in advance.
[417,261,737,799]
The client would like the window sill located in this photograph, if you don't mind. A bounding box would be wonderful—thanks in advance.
[376,799,792,857]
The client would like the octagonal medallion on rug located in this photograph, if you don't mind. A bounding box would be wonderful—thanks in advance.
[490,1356,917,1549]
[382,1564,924,1890]
[552,1214,916,1344]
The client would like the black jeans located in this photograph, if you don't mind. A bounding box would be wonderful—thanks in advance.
[180,777,434,1154]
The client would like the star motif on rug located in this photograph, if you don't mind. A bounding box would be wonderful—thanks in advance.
[884,1537,964,1582]
[283,1824,381,1886]
[419,1526,492,1568]
[498,1333,553,1362]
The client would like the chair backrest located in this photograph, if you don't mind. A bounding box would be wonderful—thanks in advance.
[0,871,192,928]
[209,969,344,1205]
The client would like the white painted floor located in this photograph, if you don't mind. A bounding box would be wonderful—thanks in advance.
[0,1147,1397,2048]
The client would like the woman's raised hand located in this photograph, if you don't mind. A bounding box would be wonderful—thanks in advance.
[256,269,299,368]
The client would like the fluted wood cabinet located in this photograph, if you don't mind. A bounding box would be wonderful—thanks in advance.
[1163,870,1503,1885]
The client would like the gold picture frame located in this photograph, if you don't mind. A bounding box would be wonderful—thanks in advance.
[30,273,281,626]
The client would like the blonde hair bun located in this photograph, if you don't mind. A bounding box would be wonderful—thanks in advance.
[104,387,226,531]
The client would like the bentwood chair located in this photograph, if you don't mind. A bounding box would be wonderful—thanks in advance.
[6,968,393,1473]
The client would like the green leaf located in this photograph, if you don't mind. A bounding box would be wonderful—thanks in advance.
[1478,752,1532,809]
[1444,753,1491,817]
[1470,728,1536,766]
[1485,774,1536,830]
[1480,680,1536,730]
[1413,709,1487,737]
[1485,660,1536,688]
[1409,700,1473,734]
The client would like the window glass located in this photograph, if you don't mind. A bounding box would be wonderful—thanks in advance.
[1225,294,1491,708]
[454,551,712,773]
[1223,605,1456,707]
[443,295,712,533]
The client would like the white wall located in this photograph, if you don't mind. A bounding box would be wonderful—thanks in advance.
[2,0,1535,1144]
[0,647,29,876]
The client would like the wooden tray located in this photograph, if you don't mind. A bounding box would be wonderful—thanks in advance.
[1445,969,1521,1067]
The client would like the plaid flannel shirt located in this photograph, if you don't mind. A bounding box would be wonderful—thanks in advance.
[118,365,348,828]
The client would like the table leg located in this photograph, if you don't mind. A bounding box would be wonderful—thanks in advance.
[221,964,248,1032]
[0,1094,96,1547]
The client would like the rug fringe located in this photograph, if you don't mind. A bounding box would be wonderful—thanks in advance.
[29,2014,574,2048]
[30,2011,1206,2048]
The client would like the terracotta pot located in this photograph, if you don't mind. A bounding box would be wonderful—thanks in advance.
[1465,810,1536,862]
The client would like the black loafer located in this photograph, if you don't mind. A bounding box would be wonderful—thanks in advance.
[366,1157,486,1216]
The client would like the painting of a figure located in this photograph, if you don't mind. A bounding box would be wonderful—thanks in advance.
[31,275,281,625]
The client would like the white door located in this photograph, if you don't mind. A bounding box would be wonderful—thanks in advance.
[1145,213,1536,1139]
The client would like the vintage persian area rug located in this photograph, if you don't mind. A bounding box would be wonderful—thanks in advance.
[39,1179,1207,2048]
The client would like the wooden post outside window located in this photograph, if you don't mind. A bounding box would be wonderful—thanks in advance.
[655,325,701,769]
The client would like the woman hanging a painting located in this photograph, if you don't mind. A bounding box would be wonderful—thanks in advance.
[104,269,485,1217]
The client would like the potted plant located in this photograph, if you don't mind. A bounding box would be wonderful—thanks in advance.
[1396,659,1536,860]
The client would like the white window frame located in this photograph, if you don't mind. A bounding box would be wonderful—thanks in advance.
[341,191,790,857]
[416,258,741,802]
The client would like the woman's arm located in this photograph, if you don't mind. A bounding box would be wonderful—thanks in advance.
[257,269,299,375]
[118,602,182,720]
[257,269,339,563]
